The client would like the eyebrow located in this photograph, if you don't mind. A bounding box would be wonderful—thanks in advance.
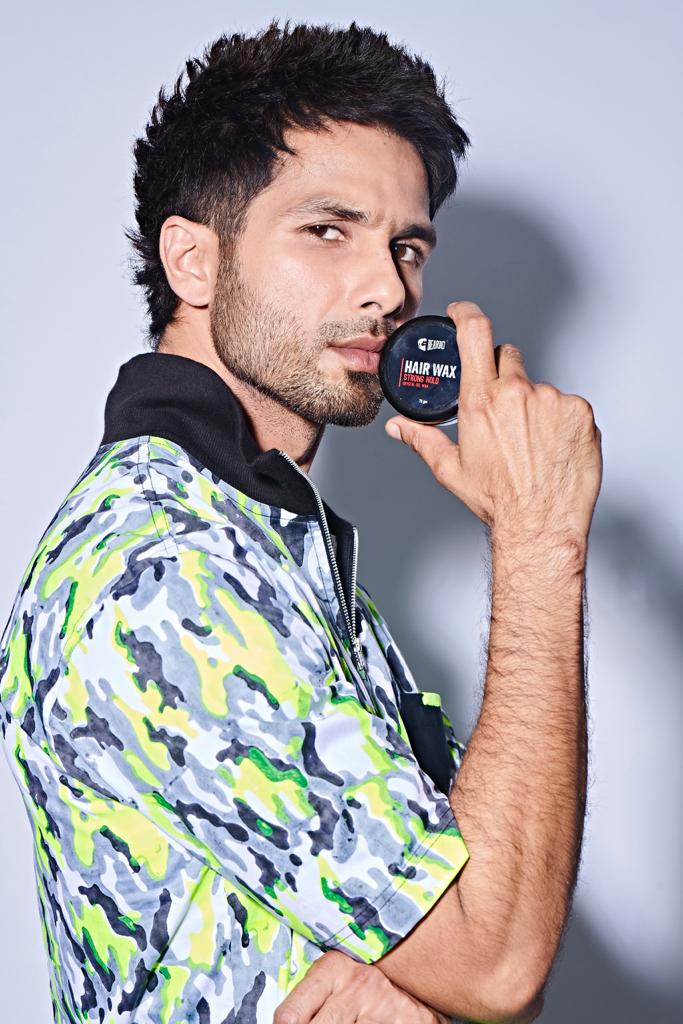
[283,198,438,251]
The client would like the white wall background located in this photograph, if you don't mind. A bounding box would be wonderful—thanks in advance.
[1,2,681,1021]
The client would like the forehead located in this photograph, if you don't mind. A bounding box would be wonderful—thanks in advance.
[261,121,431,218]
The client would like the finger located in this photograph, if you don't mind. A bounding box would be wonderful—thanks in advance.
[273,966,334,1024]
[446,300,498,393]
[309,994,357,1024]
[384,416,463,493]
[494,343,529,380]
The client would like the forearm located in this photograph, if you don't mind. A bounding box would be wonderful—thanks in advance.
[449,532,588,1005]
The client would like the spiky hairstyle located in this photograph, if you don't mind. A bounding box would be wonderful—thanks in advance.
[125,19,470,348]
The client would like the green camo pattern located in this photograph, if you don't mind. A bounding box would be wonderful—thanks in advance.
[0,436,469,1023]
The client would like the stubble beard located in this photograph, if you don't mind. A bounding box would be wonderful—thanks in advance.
[209,248,386,427]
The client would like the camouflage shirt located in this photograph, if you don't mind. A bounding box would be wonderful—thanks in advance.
[0,353,469,1024]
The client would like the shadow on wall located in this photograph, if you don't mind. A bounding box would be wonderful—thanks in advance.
[545,914,683,1024]
[316,196,683,1022]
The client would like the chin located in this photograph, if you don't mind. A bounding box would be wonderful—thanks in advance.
[324,391,384,428]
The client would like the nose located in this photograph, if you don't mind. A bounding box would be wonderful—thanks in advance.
[352,247,407,321]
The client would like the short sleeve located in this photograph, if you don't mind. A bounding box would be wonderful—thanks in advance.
[43,545,469,964]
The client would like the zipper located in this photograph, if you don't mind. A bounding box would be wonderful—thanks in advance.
[276,450,368,682]
[351,524,359,650]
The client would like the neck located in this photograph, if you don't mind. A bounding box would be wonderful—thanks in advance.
[157,330,324,473]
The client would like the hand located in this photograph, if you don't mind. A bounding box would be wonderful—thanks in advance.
[385,301,603,548]
[273,949,451,1024]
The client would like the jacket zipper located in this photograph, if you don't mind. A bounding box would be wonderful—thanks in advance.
[276,450,367,680]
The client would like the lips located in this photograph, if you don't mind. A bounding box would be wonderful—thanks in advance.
[331,347,381,373]
[329,335,387,353]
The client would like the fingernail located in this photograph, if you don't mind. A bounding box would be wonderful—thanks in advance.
[386,423,402,441]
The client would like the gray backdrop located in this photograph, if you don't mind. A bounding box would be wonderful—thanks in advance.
[2,2,681,1021]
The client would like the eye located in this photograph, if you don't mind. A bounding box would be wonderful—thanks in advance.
[305,224,345,241]
[304,224,425,267]
[393,241,425,268]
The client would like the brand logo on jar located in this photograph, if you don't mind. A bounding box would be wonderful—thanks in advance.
[417,337,446,351]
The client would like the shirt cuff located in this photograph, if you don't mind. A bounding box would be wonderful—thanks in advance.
[323,804,470,963]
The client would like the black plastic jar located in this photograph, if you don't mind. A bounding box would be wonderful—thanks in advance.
[379,315,461,425]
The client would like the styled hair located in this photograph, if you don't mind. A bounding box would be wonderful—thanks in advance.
[125,19,471,349]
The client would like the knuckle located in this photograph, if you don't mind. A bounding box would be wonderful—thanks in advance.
[536,381,559,400]
[568,393,594,419]
[461,386,493,411]
[433,456,449,485]
[402,428,418,453]
[499,343,523,360]
[432,450,454,481]
[355,965,374,986]
[504,376,532,399]
[410,431,429,460]
[470,313,493,336]
[273,1008,297,1024]
[321,949,354,981]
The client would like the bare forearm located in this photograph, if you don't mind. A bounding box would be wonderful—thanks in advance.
[375,301,601,1021]
[450,533,588,1002]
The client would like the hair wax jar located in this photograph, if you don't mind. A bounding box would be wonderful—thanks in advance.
[379,315,460,425]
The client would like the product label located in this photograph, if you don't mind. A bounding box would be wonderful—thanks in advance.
[417,337,447,351]
[398,357,459,388]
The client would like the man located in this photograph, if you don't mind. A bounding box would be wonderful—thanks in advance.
[0,19,601,1024]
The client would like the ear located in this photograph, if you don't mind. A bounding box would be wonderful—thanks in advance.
[158,215,219,308]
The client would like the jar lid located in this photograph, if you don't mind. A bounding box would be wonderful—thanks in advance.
[379,315,460,423]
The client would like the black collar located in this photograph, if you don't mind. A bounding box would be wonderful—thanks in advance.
[101,352,354,534]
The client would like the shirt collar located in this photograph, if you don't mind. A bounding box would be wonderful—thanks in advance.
[101,351,354,531]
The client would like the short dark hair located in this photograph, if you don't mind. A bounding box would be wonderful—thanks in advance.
[125,19,471,349]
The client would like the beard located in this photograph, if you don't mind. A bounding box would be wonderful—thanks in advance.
[209,246,387,427]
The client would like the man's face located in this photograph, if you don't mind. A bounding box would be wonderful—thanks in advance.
[209,121,435,427]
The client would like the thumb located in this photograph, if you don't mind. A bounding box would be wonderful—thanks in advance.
[384,416,462,492]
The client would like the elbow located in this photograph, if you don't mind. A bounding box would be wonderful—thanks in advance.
[480,991,545,1024]
[441,986,545,1024]
[462,991,544,1024]
[472,957,547,1024]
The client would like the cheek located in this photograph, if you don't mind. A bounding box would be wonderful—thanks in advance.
[251,249,339,318]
